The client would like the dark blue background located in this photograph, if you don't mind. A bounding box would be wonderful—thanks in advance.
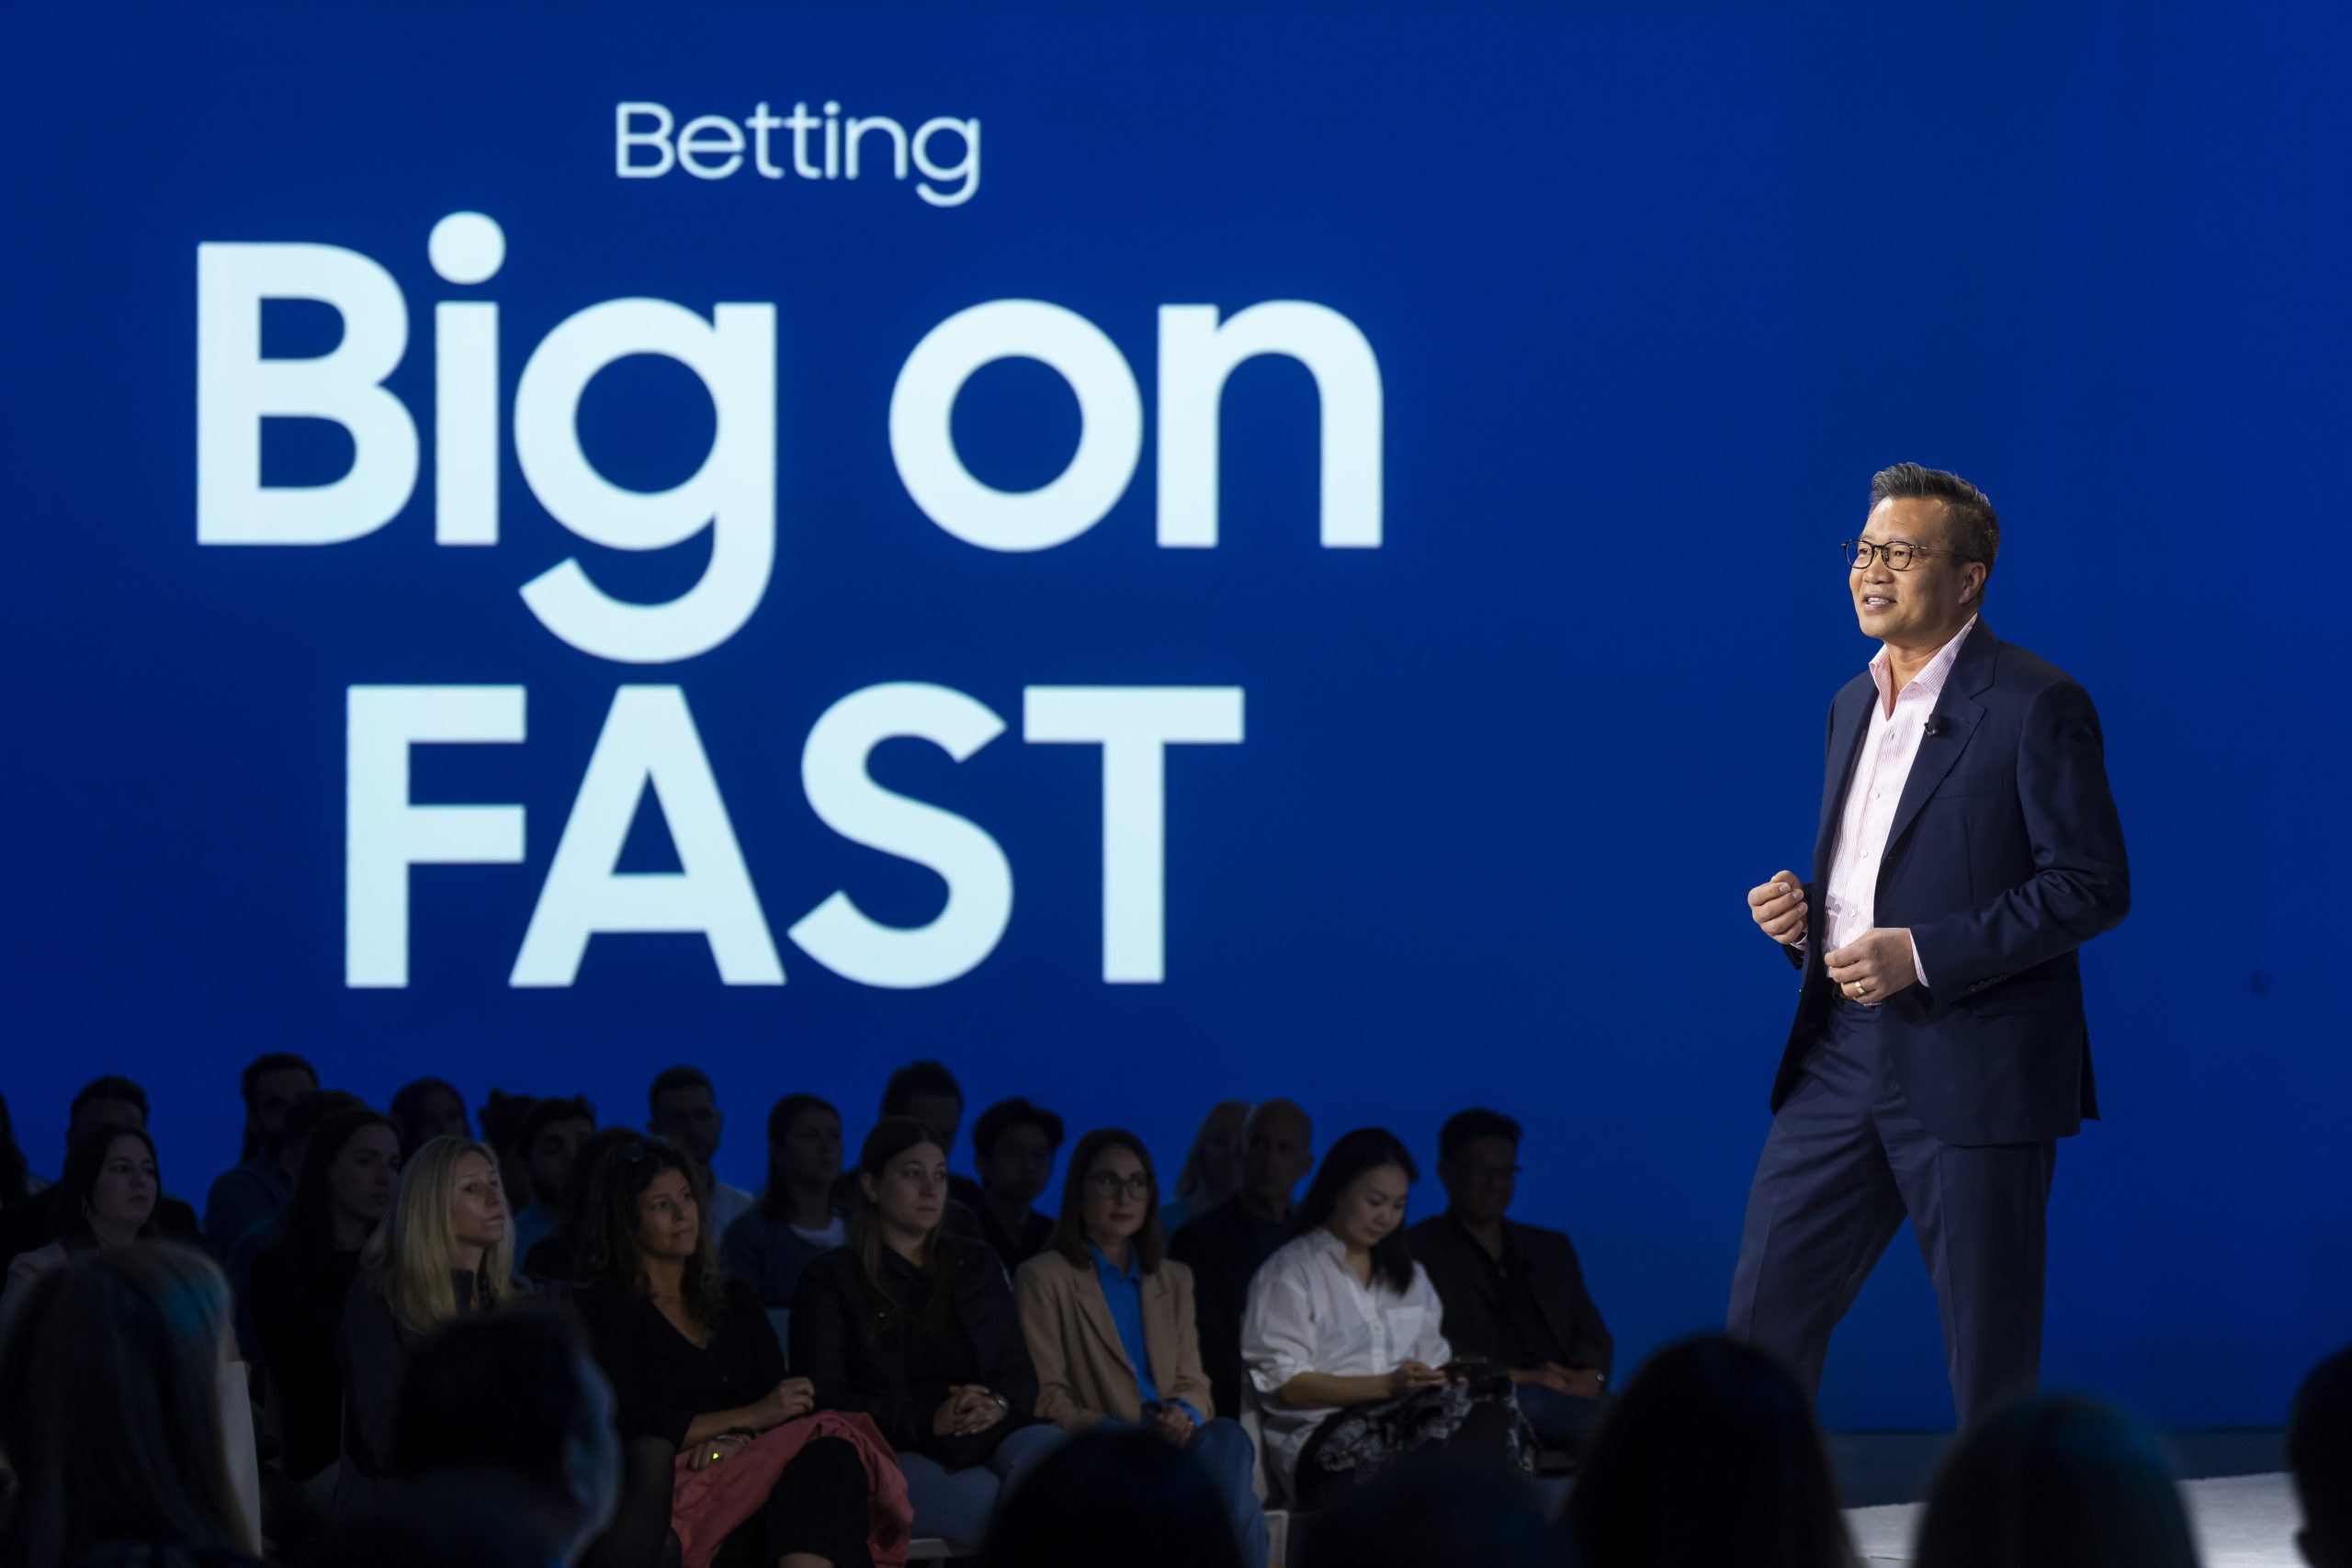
[3,0,2343,1428]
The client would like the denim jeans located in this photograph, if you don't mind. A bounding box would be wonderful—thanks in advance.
[1097,1416,1269,1568]
[899,1423,1066,1546]
[1515,1381,1606,1450]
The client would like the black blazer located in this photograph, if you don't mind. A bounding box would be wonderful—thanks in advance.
[1408,1214,1613,1377]
[790,1235,1039,1464]
[1779,622,2130,1145]
[1167,1198,1291,1423]
[334,1269,485,1517]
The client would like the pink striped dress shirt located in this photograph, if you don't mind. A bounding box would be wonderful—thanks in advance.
[1814,615,1979,990]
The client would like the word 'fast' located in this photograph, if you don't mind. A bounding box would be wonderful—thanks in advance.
[350,681,1244,991]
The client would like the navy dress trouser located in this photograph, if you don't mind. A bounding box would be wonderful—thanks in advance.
[1727,998,2057,1431]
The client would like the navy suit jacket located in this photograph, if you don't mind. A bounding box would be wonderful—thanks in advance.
[1775,622,2130,1145]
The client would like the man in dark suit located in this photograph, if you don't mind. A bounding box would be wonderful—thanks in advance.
[1731,463,2130,1430]
[1170,1098,1315,1420]
[1410,1108,1612,1449]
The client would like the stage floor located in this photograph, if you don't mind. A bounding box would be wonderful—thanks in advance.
[1848,1472,2301,1565]
[1828,1430,2296,1564]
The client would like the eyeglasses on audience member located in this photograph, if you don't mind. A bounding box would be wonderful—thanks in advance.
[1087,1171,1154,1201]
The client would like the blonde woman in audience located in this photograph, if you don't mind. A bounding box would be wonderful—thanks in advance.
[334,1134,518,1517]
[1016,1128,1268,1568]
[1160,1100,1249,1235]
[0,1243,264,1565]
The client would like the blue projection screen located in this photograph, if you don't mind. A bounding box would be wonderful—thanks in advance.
[3,1,2344,1429]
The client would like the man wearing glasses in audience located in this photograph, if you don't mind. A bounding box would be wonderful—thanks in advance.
[1731,464,2131,1432]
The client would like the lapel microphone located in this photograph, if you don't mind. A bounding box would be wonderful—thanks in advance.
[1924,713,1951,739]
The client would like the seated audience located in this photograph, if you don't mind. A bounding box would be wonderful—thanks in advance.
[391,1309,675,1568]
[980,1427,1246,1568]
[479,1089,540,1238]
[1560,1335,1852,1568]
[248,1107,401,1482]
[1159,1100,1248,1235]
[795,1118,1060,1546]
[1241,1127,1526,1509]
[203,1052,320,1256]
[2292,1344,2352,1568]
[390,1076,472,1154]
[1912,1393,2199,1568]
[0,1076,200,1274]
[522,1126,646,1289]
[573,1137,885,1568]
[1300,1452,1564,1568]
[724,1094,848,1315]
[2,1122,162,1323]
[970,1098,1064,1271]
[1411,1108,1612,1451]
[512,1095,597,1263]
[0,1090,42,1205]
[1171,1098,1316,1419]
[1015,1129,1267,1568]
[877,1060,985,1212]
[335,1134,518,1517]
[226,1089,367,1357]
[649,1065,756,1242]
[0,1243,264,1566]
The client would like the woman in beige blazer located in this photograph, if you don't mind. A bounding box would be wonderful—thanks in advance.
[1015,1128,1269,1568]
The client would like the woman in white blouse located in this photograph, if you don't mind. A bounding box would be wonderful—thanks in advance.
[1239,1128,1528,1508]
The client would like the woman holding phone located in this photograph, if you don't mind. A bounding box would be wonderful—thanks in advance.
[1239,1128,1529,1508]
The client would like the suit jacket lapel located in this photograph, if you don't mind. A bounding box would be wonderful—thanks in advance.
[1815,681,1875,882]
[1877,623,1996,872]
[1079,1261,1137,1378]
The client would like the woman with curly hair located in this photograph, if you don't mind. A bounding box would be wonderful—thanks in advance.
[573,1137,893,1568]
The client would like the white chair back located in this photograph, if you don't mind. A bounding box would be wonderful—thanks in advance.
[218,1359,264,1552]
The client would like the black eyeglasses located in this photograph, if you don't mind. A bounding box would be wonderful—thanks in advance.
[1087,1173,1154,1200]
[1841,538,1940,571]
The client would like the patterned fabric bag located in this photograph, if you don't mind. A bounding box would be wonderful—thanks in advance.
[1305,1372,1536,1480]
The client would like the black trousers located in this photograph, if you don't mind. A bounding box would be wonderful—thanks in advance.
[1727,998,2057,1431]
[748,1435,874,1568]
